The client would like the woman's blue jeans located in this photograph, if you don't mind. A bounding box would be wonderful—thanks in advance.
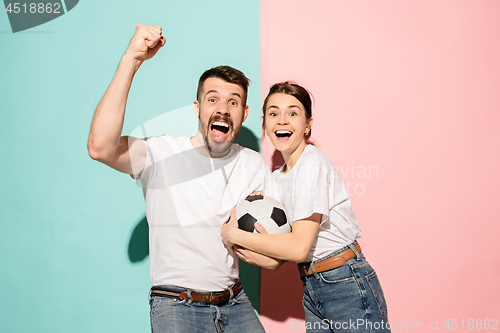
[149,287,265,333]
[301,242,391,332]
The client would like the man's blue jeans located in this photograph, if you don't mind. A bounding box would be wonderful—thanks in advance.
[301,242,391,332]
[149,287,265,333]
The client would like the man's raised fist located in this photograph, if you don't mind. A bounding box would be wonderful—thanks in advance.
[124,23,166,63]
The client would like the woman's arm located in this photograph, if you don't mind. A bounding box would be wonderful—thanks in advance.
[221,209,322,262]
[234,246,285,270]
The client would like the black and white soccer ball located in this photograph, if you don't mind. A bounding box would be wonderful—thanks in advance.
[235,195,291,234]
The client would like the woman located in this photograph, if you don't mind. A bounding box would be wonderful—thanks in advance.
[221,82,390,332]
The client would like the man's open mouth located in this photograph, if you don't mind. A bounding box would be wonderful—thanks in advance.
[211,120,230,141]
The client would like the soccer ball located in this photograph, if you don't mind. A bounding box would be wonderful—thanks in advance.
[235,195,291,234]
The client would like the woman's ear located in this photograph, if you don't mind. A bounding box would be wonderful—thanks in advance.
[306,117,313,134]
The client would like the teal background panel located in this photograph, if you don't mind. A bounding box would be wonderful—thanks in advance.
[0,1,261,332]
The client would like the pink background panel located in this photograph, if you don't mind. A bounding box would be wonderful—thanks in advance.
[260,1,500,332]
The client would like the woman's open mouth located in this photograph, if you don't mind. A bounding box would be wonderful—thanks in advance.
[275,130,292,142]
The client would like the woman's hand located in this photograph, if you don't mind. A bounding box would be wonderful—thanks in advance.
[221,208,239,252]
[233,223,266,262]
[248,190,263,197]
[233,223,284,270]
[234,221,268,261]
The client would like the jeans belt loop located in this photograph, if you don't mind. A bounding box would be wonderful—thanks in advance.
[309,261,320,279]
[186,289,193,305]
[348,242,361,260]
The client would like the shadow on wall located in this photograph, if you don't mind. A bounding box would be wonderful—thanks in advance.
[128,216,149,263]
[126,126,262,310]
[234,126,260,152]
[271,149,284,171]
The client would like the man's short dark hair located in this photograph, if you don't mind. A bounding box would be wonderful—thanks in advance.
[197,66,250,106]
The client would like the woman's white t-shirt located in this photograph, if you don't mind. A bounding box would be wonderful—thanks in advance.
[272,145,362,262]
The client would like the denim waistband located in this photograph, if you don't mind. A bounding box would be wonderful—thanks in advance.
[311,240,359,264]
[151,279,240,295]
[149,280,242,305]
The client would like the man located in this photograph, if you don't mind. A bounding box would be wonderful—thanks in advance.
[88,23,278,332]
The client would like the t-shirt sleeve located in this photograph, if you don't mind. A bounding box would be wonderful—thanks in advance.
[290,163,330,223]
[131,137,161,187]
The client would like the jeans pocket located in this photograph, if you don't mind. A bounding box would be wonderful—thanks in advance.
[318,264,356,284]
[365,270,388,315]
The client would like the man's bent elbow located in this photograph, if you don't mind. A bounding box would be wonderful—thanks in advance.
[88,145,100,161]
[87,142,112,162]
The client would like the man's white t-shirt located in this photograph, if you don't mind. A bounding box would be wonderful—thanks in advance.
[134,135,273,291]
[272,144,362,263]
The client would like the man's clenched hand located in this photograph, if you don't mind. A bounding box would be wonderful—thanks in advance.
[124,23,166,63]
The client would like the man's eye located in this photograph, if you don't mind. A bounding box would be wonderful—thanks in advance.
[209,98,216,103]
[229,101,238,106]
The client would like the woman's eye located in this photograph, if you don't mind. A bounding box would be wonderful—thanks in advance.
[290,112,297,116]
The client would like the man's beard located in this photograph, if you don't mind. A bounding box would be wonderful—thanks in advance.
[199,114,242,156]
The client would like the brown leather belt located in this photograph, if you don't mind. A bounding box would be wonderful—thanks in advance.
[150,280,242,305]
[298,243,362,277]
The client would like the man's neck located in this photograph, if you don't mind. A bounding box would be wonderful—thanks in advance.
[190,134,230,158]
